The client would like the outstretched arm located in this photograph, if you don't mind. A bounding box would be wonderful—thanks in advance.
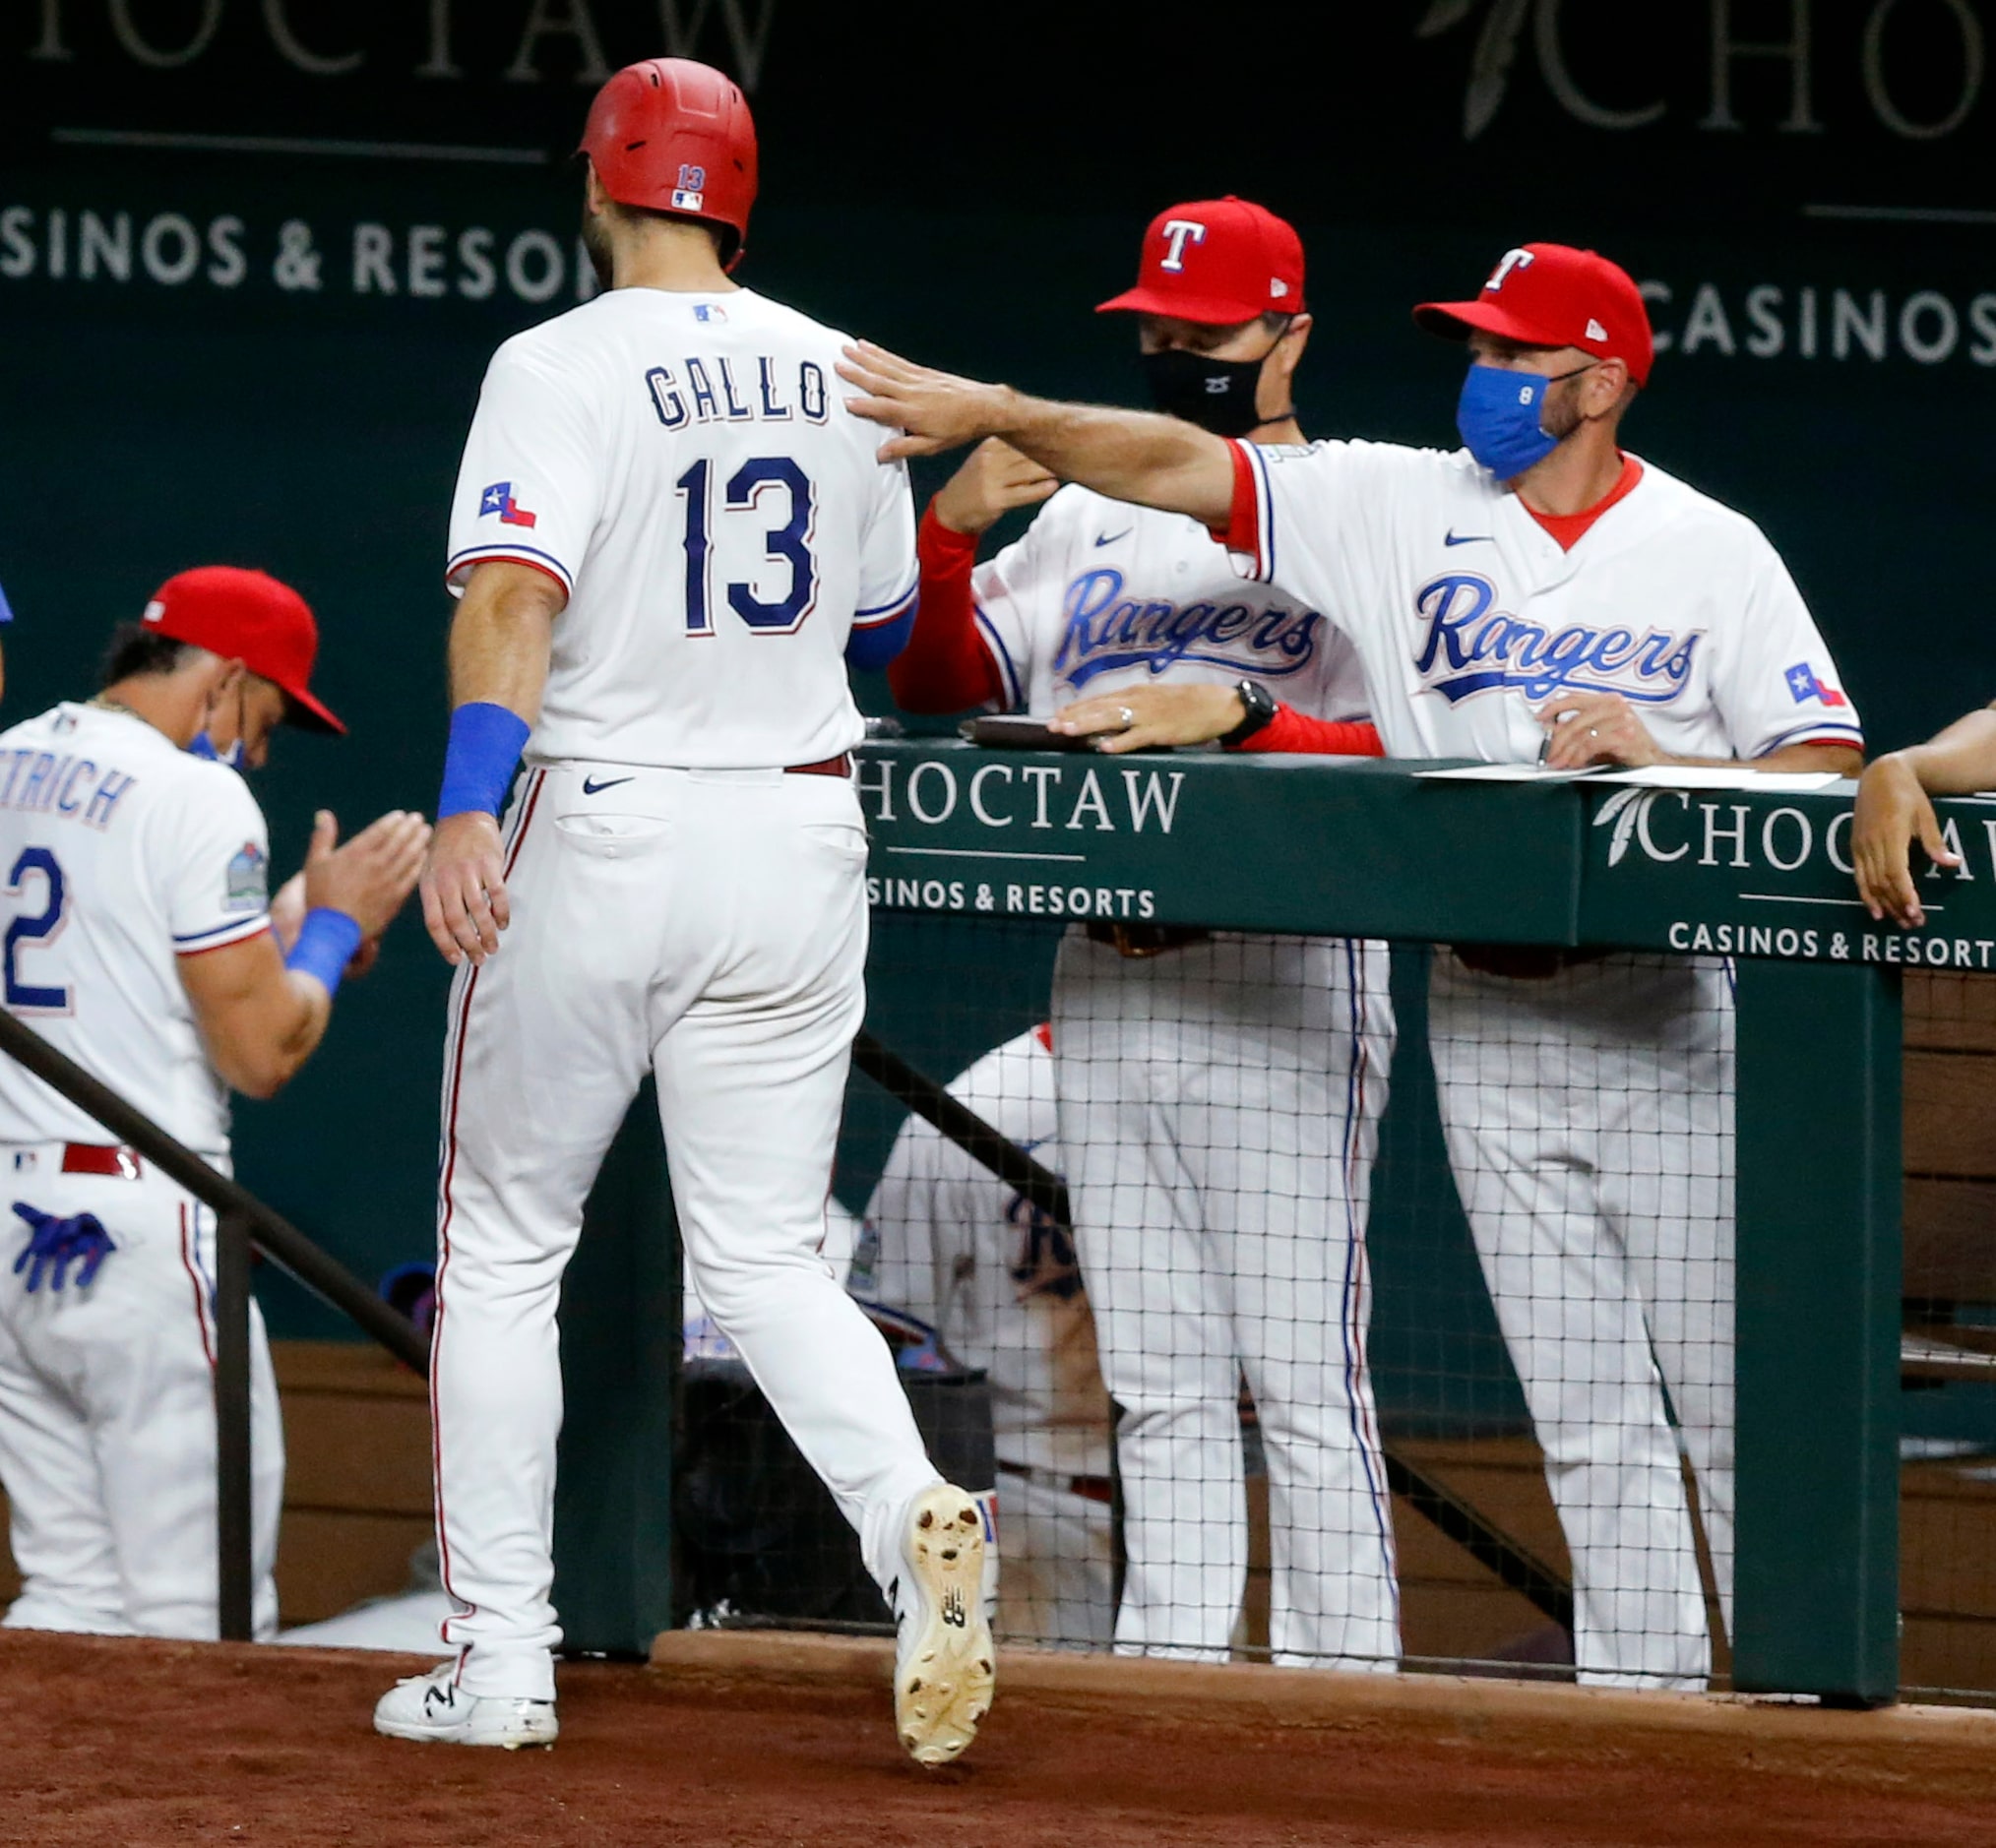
[1852,706,1996,926]
[837,342,1235,530]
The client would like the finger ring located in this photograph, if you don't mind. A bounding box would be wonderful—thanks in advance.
[1117,707,1135,727]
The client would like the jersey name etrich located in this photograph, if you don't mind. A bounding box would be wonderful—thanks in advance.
[1411,571,1704,707]
[0,747,137,830]
[1051,566,1323,689]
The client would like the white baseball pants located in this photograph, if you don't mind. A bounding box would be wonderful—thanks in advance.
[1428,952,1733,1690]
[431,764,941,1700]
[1051,932,1400,1670]
[0,1154,283,1639]
[993,1466,1114,1648]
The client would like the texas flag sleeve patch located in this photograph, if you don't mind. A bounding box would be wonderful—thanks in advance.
[1784,661,1848,708]
[478,481,538,528]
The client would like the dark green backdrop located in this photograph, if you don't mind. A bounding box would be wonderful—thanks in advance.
[1,1,1990,1333]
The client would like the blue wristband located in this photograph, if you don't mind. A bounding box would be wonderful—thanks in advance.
[284,907,364,999]
[438,702,531,821]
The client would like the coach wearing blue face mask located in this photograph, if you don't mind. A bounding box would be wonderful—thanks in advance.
[840,240,1865,1695]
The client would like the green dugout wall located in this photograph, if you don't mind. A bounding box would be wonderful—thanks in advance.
[858,742,1927,1702]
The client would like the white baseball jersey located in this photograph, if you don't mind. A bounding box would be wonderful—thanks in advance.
[972,486,1369,720]
[856,1028,1111,1485]
[0,703,270,1157]
[447,286,918,770]
[1226,444,1862,760]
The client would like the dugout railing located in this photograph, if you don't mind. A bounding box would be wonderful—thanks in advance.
[849,742,1910,1705]
[0,1008,428,1642]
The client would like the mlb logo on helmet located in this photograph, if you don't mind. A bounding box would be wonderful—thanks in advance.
[1096,195,1307,328]
[671,160,706,211]
[1414,242,1654,384]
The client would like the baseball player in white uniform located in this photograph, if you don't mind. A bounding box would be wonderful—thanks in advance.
[373,60,992,1764]
[0,567,426,1639]
[840,241,1863,1689]
[854,1025,1116,1648]
[888,200,1399,1670]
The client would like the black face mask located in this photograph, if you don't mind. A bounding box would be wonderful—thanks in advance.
[1141,345,1275,437]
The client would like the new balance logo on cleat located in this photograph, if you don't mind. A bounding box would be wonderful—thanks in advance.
[374,1662,559,1751]
[894,1484,995,1768]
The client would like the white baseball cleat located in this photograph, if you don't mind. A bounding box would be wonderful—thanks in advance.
[892,1482,996,1767]
[372,1661,559,1750]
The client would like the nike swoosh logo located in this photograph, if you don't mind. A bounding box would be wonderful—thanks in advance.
[1094,528,1133,547]
[1444,531,1493,546]
[582,774,634,795]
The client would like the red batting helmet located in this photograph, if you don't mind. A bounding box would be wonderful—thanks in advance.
[578,58,758,270]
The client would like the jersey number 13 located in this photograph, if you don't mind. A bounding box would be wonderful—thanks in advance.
[675,456,818,636]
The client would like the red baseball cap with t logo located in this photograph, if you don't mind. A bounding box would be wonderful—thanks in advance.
[1096,196,1305,326]
[142,566,345,734]
[1414,243,1653,384]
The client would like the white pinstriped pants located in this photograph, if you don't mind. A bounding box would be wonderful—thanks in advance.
[1051,932,1400,1670]
[429,763,941,1700]
[1428,953,1734,1691]
[0,1156,283,1639]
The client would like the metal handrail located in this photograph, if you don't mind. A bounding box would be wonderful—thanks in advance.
[0,1008,428,1639]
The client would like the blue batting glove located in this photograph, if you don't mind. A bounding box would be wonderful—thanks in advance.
[12,1202,115,1293]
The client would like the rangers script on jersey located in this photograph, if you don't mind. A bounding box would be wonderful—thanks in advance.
[1225,443,1863,761]
[973,486,1369,721]
[448,287,918,770]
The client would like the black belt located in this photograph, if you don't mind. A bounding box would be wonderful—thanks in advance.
[1450,944,1614,980]
[996,1459,1114,1505]
[1085,922,1212,959]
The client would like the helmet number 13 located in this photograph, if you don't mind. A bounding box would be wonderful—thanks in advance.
[674,456,819,636]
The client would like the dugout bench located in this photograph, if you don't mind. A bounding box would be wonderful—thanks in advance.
[561,744,1965,1704]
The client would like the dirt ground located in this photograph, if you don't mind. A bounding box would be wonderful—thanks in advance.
[5,1632,1996,1848]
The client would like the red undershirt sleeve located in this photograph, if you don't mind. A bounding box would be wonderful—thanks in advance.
[1217,441,1259,552]
[887,502,1009,713]
[1232,708,1386,757]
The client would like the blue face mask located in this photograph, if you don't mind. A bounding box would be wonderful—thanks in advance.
[188,680,250,770]
[1456,364,1560,480]
[186,732,246,770]
[186,730,246,773]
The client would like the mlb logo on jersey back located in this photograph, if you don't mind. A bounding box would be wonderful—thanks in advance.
[1784,661,1847,708]
[478,481,537,528]
[694,303,726,324]
[224,841,268,913]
